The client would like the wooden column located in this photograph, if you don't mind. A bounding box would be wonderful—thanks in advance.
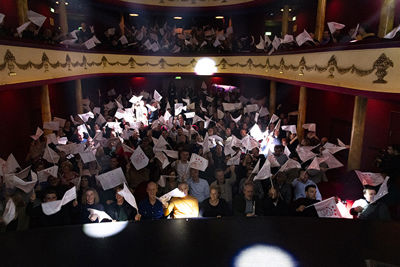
[58,0,69,35]
[378,0,396,38]
[348,96,368,171]
[269,81,277,115]
[17,0,28,25]
[282,5,290,36]
[41,85,52,133]
[75,79,83,114]
[296,86,307,141]
[314,0,327,42]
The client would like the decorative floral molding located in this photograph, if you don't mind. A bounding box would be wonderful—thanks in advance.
[1,49,393,84]
[0,45,398,94]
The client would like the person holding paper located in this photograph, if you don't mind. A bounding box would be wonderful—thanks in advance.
[106,184,140,222]
[79,188,107,224]
[163,182,199,219]
[291,185,319,217]
[27,188,74,228]
[138,182,164,220]
[350,186,391,221]
[199,185,231,218]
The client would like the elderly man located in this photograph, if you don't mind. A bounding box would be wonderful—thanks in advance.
[233,182,261,217]
[187,168,209,203]
[138,182,164,220]
[292,170,322,201]
[163,182,199,218]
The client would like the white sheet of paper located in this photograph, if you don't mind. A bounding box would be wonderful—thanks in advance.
[27,10,46,27]
[281,125,297,134]
[43,146,60,164]
[303,123,316,132]
[154,90,163,101]
[87,208,113,222]
[96,167,127,191]
[130,146,149,170]
[5,154,20,174]
[31,127,44,140]
[254,160,272,181]
[117,183,138,210]
[278,159,302,172]
[184,112,195,119]
[159,188,186,202]
[78,112,94,123]
[79,151,97,164]
[2,199,16,225]
[355,170,385,186]
[37,166,58,182]
[0,13,5,24]
[41,186,77,216]
[189,153,208,171]
[43,121,60,131]
[16,165,31,179]
[227,152,241,166]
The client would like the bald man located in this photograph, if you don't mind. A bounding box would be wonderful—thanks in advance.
[138,182,164,220]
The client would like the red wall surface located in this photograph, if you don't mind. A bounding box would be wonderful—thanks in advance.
[295,0,400,35]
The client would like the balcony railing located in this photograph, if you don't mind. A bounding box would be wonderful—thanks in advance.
[0,39,399,95]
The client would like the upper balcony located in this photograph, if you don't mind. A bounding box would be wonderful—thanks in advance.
[0,38,399,99]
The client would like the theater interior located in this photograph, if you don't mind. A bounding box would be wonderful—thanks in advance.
[0,0,400,266]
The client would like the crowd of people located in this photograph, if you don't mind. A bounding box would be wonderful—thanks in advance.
[1,9,399,55]
[0,79,397,231]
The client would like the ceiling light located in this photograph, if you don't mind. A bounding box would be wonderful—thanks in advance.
[55,1,59,4]
[280,8,284,12]
[265,32,272,36]
[175,76,182,80]
[50,8,55,13]
[129,13,139,17]
[292,16,296,21]
[174,16,183,20]
[215,16,224,19]
[65,2,68,5]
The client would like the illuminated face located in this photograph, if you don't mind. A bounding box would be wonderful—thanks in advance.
[178,184,189,196]
[86,190,95,205]
[243,185,254,200]
[364,189,376,203]
[240,129,247,137]
[208,128,214,136]
[45,193,57,202]
[80,177,89,189]
[305,187,317,200]
[147,182,158,198]
[115,189,124,202]
[210,188,219,201]
[225,128,231,136]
